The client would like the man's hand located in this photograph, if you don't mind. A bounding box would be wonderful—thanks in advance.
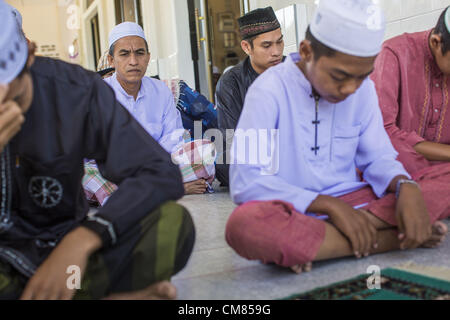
[395,183,432,250]
[0,85,25,152]
[308,195,378,258]
[20,227,102,300]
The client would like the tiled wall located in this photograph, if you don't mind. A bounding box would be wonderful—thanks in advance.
[275,5,299,55]
[381,0,449,40]
[253,0,450,53]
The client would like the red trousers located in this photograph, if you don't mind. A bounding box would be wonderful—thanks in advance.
[226,163,450,267]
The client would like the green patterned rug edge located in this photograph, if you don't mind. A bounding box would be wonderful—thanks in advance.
[281,268,450,300]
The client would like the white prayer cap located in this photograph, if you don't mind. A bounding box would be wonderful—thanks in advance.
[108,22,146,49]
[0,0,28,84]
[6,2,22,27]
[310,0,386,57]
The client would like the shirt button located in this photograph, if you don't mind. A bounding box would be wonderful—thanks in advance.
[435,109,439,113]
[435,83,440,88]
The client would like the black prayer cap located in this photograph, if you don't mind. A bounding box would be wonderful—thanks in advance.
[238,7,281,40]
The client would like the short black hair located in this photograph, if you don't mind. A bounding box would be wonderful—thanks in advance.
[433,6,450,55]
[305,26,337,61]
[109,39,149,57]
[243,35,257,49]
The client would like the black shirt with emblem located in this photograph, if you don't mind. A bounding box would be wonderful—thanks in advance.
[0,57,184,277]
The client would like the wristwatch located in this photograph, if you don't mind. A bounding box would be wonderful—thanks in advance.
[395,179,420,198]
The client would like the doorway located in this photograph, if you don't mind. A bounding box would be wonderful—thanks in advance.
[188,0,247,102]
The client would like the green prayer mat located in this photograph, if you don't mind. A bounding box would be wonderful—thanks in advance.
[284,268,450,300]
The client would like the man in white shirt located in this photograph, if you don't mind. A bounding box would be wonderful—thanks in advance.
[83,23,216,202]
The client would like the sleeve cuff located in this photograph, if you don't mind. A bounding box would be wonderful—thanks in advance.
[294,191,321,214]
[372,167,411,198]
[405,131,425,147]
[81,216,118,247]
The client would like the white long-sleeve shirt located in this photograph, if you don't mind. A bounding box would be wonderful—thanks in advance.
[105,74,184,153]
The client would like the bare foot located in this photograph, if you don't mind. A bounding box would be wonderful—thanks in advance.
[290,262,313,274]
[103,281,177,300]
[421,221,448,249]
[184,179,207,195]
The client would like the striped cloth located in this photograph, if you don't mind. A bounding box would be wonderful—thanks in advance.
[0,201,195,300]
[83,139,216,206]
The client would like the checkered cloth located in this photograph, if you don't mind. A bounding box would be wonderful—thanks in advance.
[83,139,216,207]
[83,160,118,207]
[172,139,216,184]
[97,50,112,72]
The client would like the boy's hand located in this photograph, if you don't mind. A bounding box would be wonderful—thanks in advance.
[0,85,25,152]
[327,200,378,258]
[395,184,432,250]
[308,195,378,258]
[20,227,102,300]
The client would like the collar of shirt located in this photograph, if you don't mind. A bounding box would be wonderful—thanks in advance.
[110,73,147,102]
[286,52,315,97]
[244,56,259,78]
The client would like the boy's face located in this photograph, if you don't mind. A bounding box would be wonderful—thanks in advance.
[3,41,35,114]
[300,41,376,104]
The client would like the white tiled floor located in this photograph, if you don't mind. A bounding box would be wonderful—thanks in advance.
[173,184,450,300]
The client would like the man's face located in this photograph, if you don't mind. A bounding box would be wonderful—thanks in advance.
[300,41,376,104]
[108,36,150,85]
[242,28,284,73]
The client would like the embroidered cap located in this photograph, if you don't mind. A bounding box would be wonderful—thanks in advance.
[109,22,146,49]
[0,0,28,84]
[310,0,386,57]
[238,7,281,40]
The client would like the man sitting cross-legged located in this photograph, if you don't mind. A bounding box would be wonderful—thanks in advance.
[0,2,194,300]
[83,22,216,205]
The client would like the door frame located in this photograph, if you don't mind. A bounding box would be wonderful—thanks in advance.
[80,0,107,70]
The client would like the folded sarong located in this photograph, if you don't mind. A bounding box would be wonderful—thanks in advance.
[83,139,216,206]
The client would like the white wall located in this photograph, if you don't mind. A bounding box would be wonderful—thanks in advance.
[141,0,195,86]
[6,0,80,63]
[381,0,450,40]
[275,5,298,55]
[251,0,450,50]
[10,0,450,81]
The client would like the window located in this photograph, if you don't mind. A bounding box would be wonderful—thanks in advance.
[90,14,101,67]
[114,0,143,27]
